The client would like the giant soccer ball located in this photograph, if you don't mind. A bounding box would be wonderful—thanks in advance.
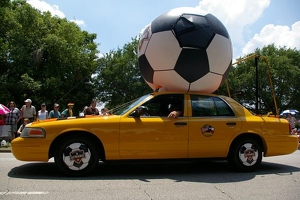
[138,7,232,93]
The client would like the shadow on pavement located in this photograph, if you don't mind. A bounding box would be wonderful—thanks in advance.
[8,159,300,183]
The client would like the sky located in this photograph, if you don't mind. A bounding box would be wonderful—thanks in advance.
[26,0,300,60]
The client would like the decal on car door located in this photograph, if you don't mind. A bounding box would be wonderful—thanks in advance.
[201,124,214,137]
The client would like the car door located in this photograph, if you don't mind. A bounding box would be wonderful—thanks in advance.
[119,94,189,159]
[188,94,242,158]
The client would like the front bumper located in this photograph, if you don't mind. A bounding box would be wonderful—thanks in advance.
[11,137,50,162]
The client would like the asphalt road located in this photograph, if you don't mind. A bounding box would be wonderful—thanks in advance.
[0,151,300,200]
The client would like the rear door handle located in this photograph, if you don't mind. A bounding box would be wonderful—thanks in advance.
[226,122,236,126]
[174,122,187,126]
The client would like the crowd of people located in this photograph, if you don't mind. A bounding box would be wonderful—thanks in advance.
[0,99,109,144]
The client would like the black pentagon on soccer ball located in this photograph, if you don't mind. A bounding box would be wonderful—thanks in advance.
[173,14,215,49]
[79,144,88,153]
[151,12,181,33]
[138,54,154,83]
[73,160,84,168]
[64,146,73,157]
[205,14,230,39]
[174,49,209,83]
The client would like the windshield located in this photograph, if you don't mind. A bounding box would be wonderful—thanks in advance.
[111,94,151,115]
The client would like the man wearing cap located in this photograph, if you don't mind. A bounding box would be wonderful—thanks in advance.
[61,103,74,117]
[48,103,61,118]
[19,99,36,122]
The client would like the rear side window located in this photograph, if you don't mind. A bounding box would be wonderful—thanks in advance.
[190,95,235,117]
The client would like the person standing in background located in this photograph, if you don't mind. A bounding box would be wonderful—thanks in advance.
[38,103,48,120]
[61,103,74,117]
[19,99,36,122]
[48,103,61,119]
[100,107,109,115]
[84,100,99,115]
[4,101,21,140]
[287,113,297,130]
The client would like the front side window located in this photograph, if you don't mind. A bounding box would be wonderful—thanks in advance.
[191,95,234,117]
[140,94,184,117]
[112,94,151,115]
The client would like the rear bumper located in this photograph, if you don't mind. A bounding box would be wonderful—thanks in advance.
[11,137,49,161]
[264,135,299,156]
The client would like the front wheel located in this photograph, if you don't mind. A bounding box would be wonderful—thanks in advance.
[228,138,262,172]
[54,136,99,176]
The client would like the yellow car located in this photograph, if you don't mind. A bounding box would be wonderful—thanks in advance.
[11,92,298,176]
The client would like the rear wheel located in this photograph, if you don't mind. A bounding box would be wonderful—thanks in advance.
[228,138,262,172]
[54,136,99,176]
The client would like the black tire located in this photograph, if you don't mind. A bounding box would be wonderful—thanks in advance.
[54,136,99,176]
[228,138,262,172]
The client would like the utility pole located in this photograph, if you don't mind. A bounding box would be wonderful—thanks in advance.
[255,56,259,114]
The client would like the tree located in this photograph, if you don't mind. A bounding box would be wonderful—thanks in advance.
[0,1,99,114]
[95,37,152,108]
[216,44,300,114]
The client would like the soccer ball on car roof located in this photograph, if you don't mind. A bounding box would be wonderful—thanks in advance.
[138,7,232,93]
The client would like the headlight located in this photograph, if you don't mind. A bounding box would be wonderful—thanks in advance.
[21,127,46,138]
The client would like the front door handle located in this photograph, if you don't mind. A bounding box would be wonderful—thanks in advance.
[174,122,187,126]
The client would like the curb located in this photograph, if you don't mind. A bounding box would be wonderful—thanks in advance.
[0,147,11,153]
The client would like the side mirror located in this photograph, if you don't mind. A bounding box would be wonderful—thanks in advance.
[130,106,149,117]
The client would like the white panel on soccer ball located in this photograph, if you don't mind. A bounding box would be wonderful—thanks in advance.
[145,31,182,71]
[63,155,74,167]
[69,143,81,149]
[153,70,190,91]
[189,73,223,93]
[81,151,91,163]
[138,24,151,57]
[207,34,232,74]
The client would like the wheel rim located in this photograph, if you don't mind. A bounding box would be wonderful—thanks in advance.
[238,142,259,166]
[62,142,92,171]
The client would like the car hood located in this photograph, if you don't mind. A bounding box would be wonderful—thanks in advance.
[28,115,120,128]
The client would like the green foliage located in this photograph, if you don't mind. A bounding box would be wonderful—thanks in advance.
[94,37,152,108]
[216,44,300,114]
[0,1,99,114]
